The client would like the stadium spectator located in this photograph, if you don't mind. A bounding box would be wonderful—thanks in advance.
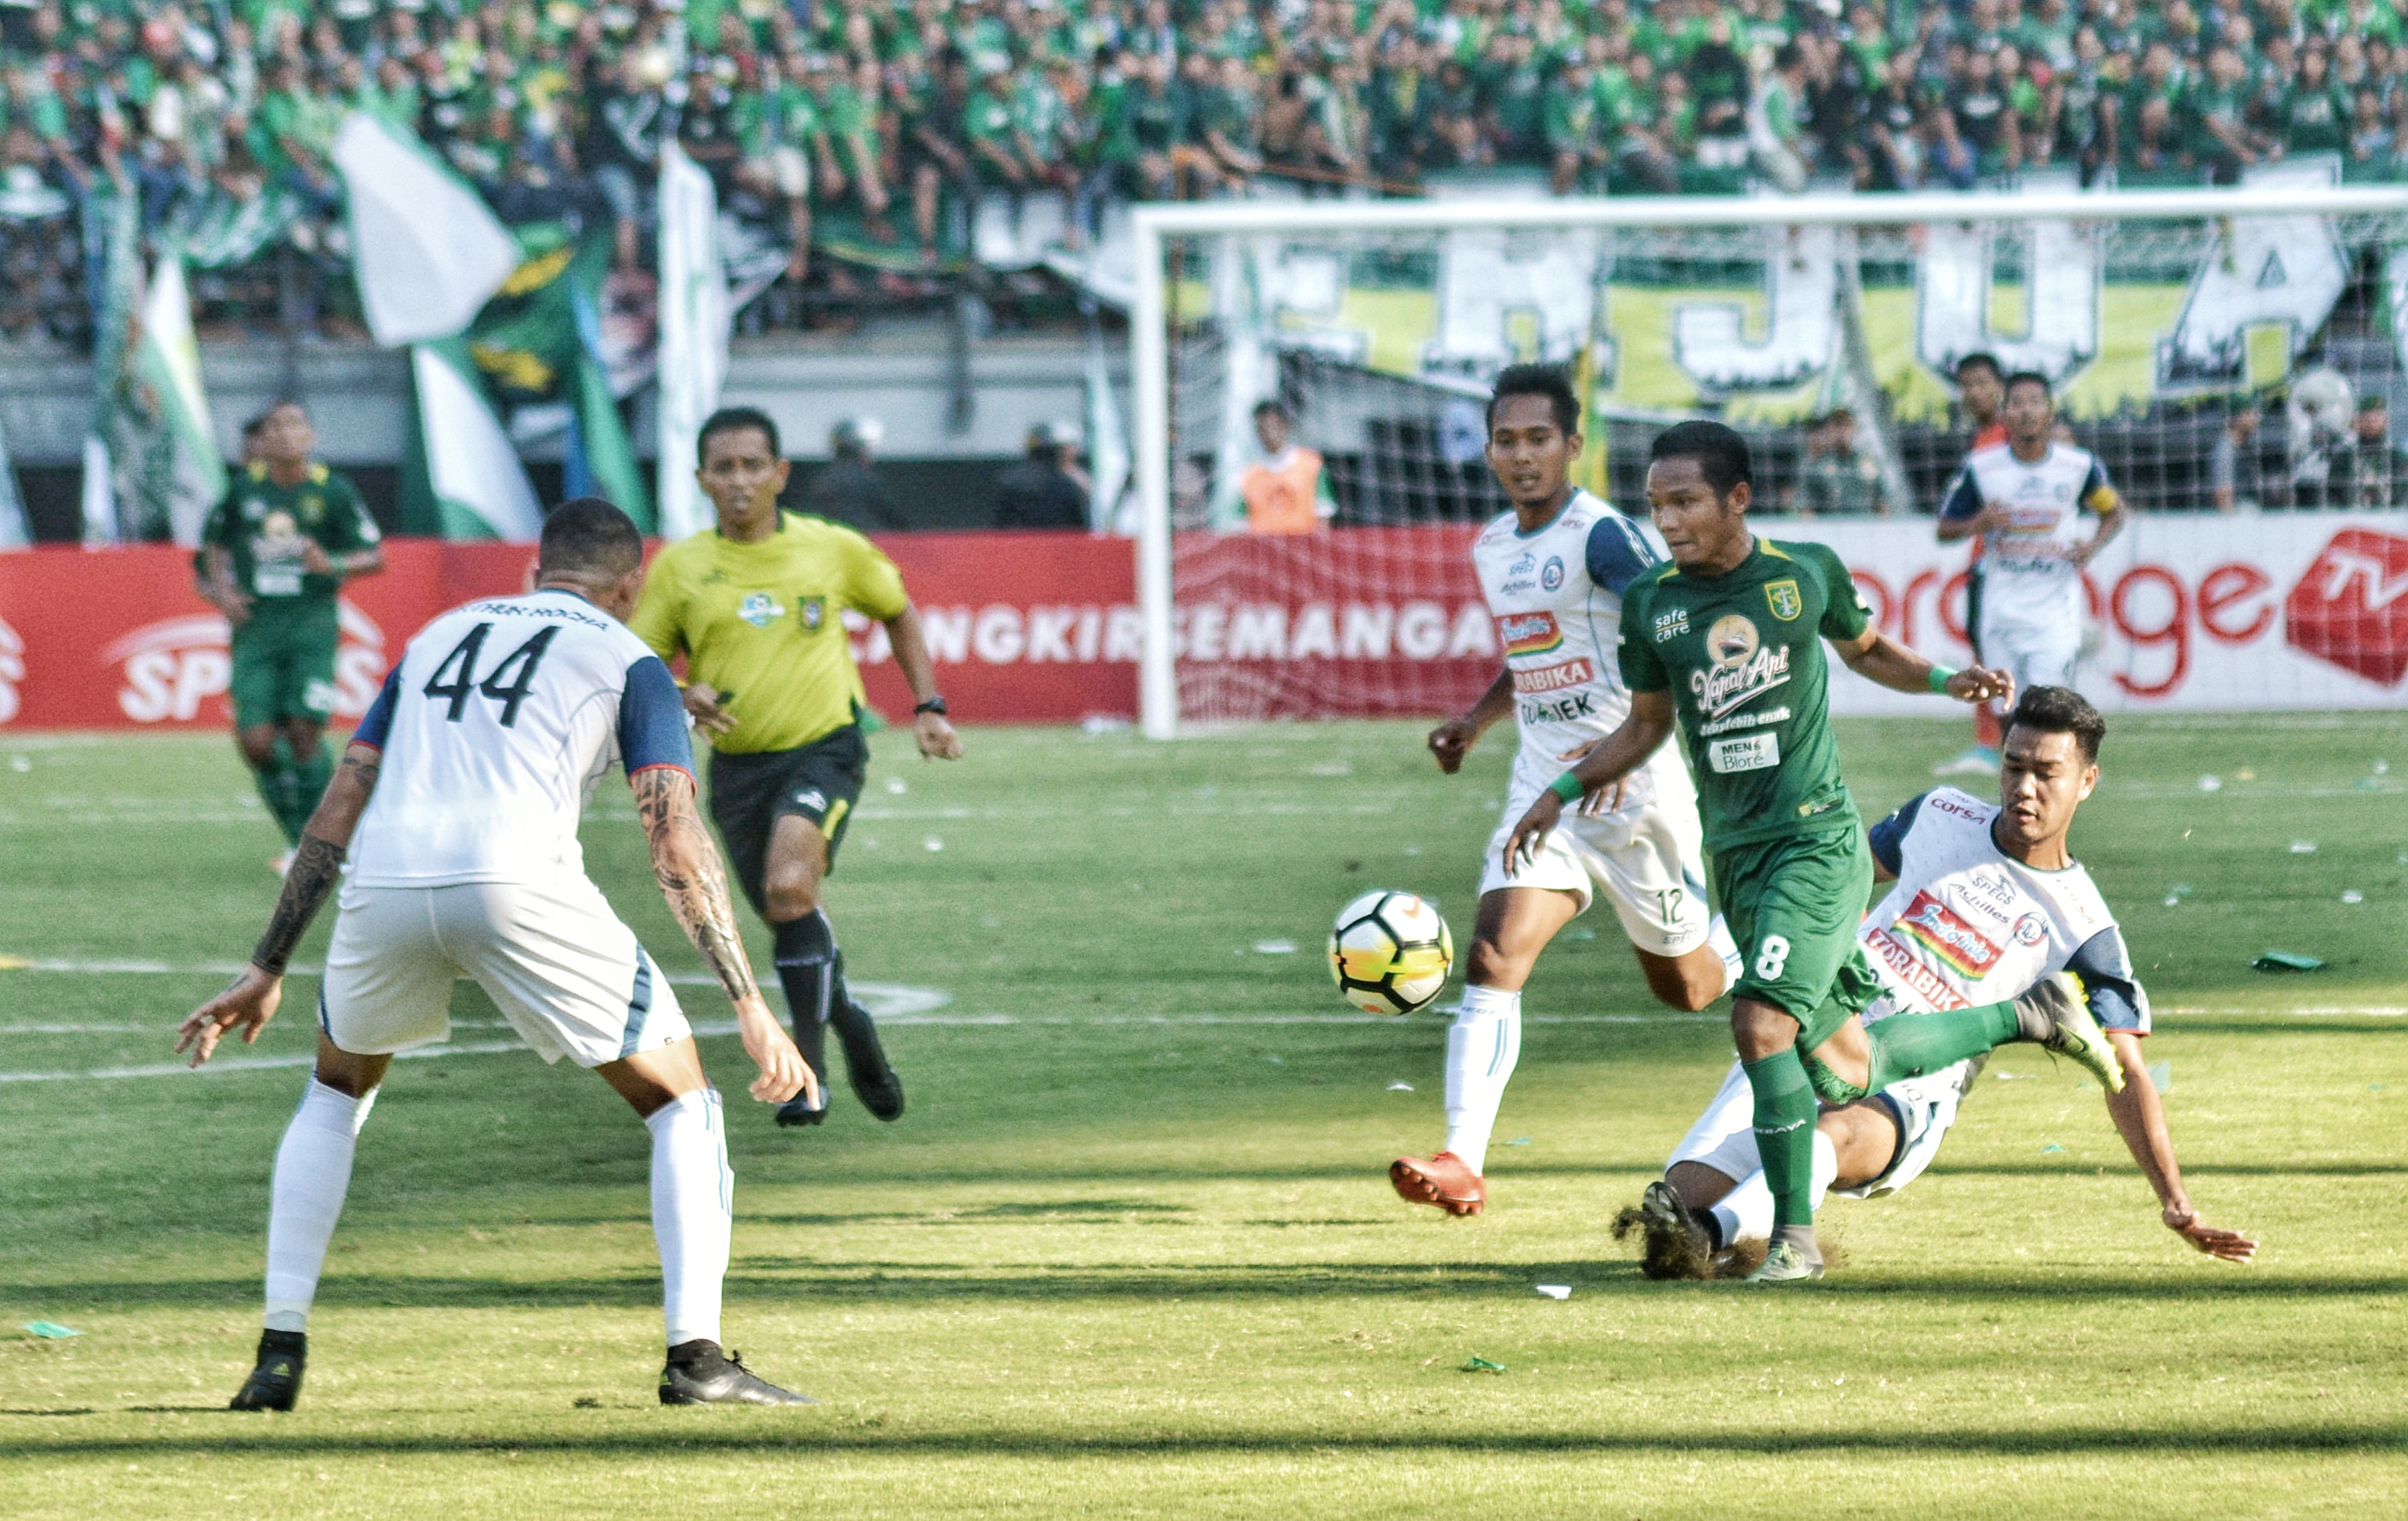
[993,422,1092,530]
[1238,399,1334,534]
[1792,409,1887,517]
[2209,405,2264,513]
[806,417,906,531]
[2334,394,2408,508]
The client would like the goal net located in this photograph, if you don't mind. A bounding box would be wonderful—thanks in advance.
[1129,172,2408,736]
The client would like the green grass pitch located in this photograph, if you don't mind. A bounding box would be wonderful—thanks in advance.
[2,714,2404,1518]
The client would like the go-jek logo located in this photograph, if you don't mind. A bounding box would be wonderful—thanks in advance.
[0,616,23,724]
[2286,529,2408,686]
[105,601,388,723]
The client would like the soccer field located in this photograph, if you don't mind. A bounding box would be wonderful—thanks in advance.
[2,715,2404,1519]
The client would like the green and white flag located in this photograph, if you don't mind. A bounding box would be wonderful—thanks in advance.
[403,343,544,542]
[656,139,729,542]
[134,249,227,546]
[335,112,520,346]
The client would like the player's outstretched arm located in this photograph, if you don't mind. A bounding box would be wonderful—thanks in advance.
[175,741,382,1067]
[1833,626,2014,707]
[884,604,964,760]
[2102,1030,2257,1263]
[631,766,816,1106]
[1503,690,1676,868]
[1429,667,1514,773]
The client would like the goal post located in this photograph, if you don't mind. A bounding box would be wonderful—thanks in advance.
[1128,180,2408,737]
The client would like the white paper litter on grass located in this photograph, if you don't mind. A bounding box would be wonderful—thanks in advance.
[922,837,945,852]
[1253,940,1298,954]
[2198,776,2222,793]
[1387,1082,1415,1091]
[885,777,908,794]
[2342,890,2365,905]
[2291,841,2318,854]
[1535,1284,1571,1300]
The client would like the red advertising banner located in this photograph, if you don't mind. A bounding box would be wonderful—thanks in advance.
[2,517,2399,732]
[0,533,1138,732]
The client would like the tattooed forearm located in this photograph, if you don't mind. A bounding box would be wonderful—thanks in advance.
[251,835,346,975]
[633,768,762,1006]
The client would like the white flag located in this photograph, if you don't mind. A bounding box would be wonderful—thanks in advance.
[655,140,731,542]
[412,346,544,542]
[80,435,118,546]
[137,251,228,546]
[1086,319,1129,533]
[336,113,521,347]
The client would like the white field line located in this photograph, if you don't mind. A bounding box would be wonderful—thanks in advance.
[0,960,951,1018]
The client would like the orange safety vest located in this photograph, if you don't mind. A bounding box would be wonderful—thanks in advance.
[1239,448,1326,534]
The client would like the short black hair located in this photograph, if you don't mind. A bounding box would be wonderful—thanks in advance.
[1252,398,1291,422]
[538,496,645,580]
[1648,418,1753,496]
[1955,352,2003,381]
[1486,363,1581,435]
[698,406,781,467]
[241,412,271,441]
[2005,684,2106,765]
[2004,370,2052,400]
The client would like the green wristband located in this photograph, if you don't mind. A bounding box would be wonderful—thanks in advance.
[1548,773,1586,804]
[1928,664,1958,695]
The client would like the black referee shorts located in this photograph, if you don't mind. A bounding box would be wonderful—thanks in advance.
[707,723,870,916]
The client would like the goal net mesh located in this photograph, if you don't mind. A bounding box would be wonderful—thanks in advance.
[1155,182,2408,725]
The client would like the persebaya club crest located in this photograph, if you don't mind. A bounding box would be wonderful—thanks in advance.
[1765,579,1803,621]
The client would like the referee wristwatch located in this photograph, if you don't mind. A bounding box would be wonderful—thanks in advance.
[913,695,950,717]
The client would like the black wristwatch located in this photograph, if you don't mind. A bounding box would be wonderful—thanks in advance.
[913,695,949,717]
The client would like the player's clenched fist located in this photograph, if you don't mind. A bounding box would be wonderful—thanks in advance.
[1427,716,1478,773]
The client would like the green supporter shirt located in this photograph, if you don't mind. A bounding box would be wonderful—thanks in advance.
[200,463,380,605]
[1616,537,1870,854]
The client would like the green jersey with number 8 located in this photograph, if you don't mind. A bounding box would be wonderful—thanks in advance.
[1617,538,1871,854]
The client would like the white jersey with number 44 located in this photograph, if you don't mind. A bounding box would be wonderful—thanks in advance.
[347,591,695,889]
[1470,490,1692,812]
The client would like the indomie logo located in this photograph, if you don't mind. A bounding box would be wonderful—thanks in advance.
[1894,891,2004,979]
[1498,611,1563,657]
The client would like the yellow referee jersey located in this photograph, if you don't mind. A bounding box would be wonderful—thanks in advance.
[630,512,909,754]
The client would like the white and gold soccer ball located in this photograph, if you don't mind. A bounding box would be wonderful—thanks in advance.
[1329,890,1453,1016]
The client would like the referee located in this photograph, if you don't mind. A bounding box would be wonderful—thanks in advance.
[632,406,963,1127]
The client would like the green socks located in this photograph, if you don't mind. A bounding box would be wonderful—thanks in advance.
[290,746,334,839]
[250,738,334,848]
[1863,999,2020,1094]
[1744,1050,1819,1229]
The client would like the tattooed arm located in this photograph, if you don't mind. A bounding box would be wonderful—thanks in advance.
[632,766,814,1105]
[176,743,383,1066]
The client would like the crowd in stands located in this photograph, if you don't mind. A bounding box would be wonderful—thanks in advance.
[5,0,2408,344]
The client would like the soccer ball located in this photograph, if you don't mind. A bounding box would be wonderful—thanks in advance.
[1329,890,1453,1016]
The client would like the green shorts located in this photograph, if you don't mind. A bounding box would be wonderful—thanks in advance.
[1714,824,1884,1053]
[229,600,340,730]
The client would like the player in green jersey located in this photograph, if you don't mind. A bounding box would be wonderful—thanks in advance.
[196,402,384,871]
[1507,422,2126,1281]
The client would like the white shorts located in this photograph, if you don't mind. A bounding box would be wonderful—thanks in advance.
[1666,1053,1980,1198]
[321,877,691,1069]
[1478,785,1712,958]
[1977,614,2080,696]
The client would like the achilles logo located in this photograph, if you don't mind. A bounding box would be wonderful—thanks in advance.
[1511,657,1594,695]
[0,616,22,724]
[2286,529,2408,686]
[103,600,388,724]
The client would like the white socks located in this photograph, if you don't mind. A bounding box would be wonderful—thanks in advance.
[1706,913,1743,1000]
[262,1079,378,1332]
[1442,985,1522,1175]
[646,1087,733,1349]
[1707,1130,1837,1248]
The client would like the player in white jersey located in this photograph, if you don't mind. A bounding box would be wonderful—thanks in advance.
[1937,371,2125,721]
[1392,365,1744,1219]
[177,500,820,1410]
[1627,686,2256,1274]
